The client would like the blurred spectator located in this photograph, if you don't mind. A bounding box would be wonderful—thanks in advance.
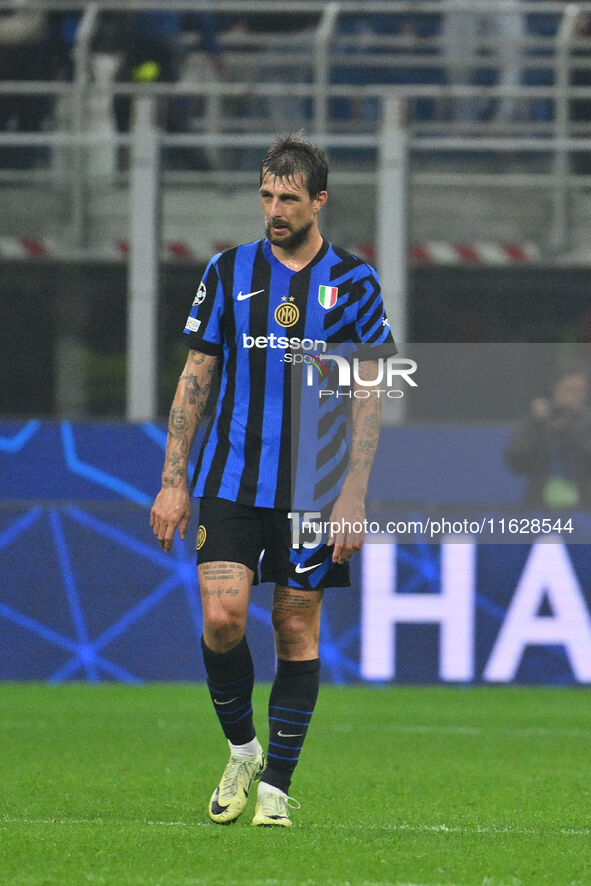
[103,10,221,130]
[505,365,591,508]
[0,0,51,168]
[89,6,222,168]
[441,0,524,124]
[46,9,80,81]
[224,12,318,134]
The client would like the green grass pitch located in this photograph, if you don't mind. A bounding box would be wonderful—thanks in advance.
[1,683,590,886]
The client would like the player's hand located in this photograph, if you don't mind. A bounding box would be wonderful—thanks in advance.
[150,486,191,553]
[327,486,366,564]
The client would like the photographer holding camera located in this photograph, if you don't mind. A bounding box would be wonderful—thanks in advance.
[505,365,591,509]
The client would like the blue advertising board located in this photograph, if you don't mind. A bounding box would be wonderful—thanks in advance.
[1,421,590,684]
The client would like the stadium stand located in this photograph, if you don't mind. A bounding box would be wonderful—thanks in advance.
[2,0,591,419]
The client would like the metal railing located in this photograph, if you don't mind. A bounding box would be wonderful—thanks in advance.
[1,1,591,253]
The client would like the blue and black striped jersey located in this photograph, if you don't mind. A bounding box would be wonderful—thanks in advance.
[182,237,396,509]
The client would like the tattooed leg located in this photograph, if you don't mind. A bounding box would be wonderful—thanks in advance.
[199,561,253,653]
[271,585,324,660]
[199,561,257,748]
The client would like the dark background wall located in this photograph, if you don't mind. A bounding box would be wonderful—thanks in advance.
[2,262,591,419]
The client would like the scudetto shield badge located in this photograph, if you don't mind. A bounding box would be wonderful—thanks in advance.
[318,285,338,309]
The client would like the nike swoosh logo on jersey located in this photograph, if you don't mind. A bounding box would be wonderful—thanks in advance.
[277,730,303,738]
[213,697,238,706]
[294,563,319,574]
[236,289,265,301]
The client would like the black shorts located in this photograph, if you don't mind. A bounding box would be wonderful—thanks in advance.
[196,496,350,590]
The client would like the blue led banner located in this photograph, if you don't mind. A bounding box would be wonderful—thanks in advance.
[1,421,590,684]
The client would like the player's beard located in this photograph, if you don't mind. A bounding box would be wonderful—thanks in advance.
[266,219,314,251]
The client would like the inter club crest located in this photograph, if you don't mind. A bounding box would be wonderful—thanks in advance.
[274,301,299,328]
[318,285,338,309]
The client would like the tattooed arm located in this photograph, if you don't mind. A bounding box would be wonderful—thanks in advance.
[328,360,381,564]
[150,349,218,552]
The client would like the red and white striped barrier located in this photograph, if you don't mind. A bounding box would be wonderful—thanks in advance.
[410,242,541,265]
[0,237,542,265]
[354,241,541,265]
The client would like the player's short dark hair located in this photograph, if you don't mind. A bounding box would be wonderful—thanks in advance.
[260,134,328,198]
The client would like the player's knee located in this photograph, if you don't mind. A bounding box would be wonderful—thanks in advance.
[203,606,246,650]
[273,611,316,653]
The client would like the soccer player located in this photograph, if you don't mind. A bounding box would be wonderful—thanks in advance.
[150,134,395,827]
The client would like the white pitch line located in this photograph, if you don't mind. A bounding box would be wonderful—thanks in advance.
[0,720,591,739]
[2,818,590,837]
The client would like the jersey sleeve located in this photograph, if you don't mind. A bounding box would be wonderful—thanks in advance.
[352,264,397,360]
[181,254,224,356]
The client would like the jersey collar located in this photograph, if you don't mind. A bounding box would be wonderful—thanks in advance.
[263,237,329,273]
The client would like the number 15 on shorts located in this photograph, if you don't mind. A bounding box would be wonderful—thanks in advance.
[288,511,323,550]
